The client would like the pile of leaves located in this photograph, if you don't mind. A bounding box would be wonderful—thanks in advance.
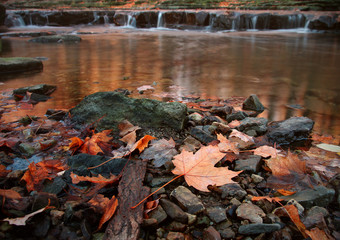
[0,88,339,239]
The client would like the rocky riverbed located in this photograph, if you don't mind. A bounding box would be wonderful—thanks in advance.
[0,84,339,240]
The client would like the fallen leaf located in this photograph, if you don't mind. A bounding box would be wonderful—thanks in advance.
[306,227,334,240]
[140,138,178,167]
[67,137,84,153]
[0,165,11,177]
[80,130,113,155]
[228,120,241,128]
[0,189,22,199]
[133,135,156,153]
[137,85,155,92]
[88,194,110,213]
[97,196,118,230]
[316,143,340,153]
[21,162,50,192]
[120,131,137,148]
[251,196,283,203]
[144,199,159,218]
[112,135,156,158]
[3,201,50,226]
[172,146,241,192]
[118,120,141,137]
[217,133,239,154]
[229,129,254,149]
[277,189,296,196]
[70,172,118,185]
[0,137,20,150]
[254,145,280,158]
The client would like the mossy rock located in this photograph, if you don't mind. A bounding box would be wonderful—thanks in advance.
[29,35,81,43]
[0,57,43,74]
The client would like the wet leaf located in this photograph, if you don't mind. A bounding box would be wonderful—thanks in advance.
[229,129,254,149]
[88,194,110,213]
[3,202,50,226]
[217,133,239,154]
[172,145,241,192]
[277,189,296,196]
[254,145,280,158]
[316,143,340,153]
[306,227,334,240]
[70,172,118,185]
[0,189,22,199]
[144,199,159,219]
[118,120,141,138]
[140,138,178,167]
[251,196,283,203]
[21,162,50,192]
[228,120,241,128]
[80,130,113,155]
[97,196,118,231]
[67,137,84,153]
[0,165,11,177]
[133,135,157,153]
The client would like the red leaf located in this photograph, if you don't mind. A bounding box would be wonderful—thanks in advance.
[0,189,22,199]
[97,196,118,230]
[21,162,50,192]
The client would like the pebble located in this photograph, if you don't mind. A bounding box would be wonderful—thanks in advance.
[190,126,216,144]
[236,203,266,223]
[160,198,188,223]
[220,183,247,200]
[234,155,262,173]
[251,174,264,184]
[238,223,281,235]
[166,231,185,240]
[149,205,168,224]
[203,226,221,240]
[50,210,65,225]
[242,94,265,112]
[303,206,329,229]
[206,206,227,223]
[219,227,235,239]
[170,186,205,215]
[166,221,187,232]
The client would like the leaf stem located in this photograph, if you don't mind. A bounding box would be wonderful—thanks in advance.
[131,174,184,209]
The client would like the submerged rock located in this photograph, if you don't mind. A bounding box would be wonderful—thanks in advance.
[266,117,314,145]
[0,57,43,74]
[13,84,56,96]
[69,91,187,134]
[29,35,81,43]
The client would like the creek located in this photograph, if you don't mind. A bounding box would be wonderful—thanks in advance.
[0,24,339,137]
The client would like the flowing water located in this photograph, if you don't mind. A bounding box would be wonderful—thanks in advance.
[0,26,339,137]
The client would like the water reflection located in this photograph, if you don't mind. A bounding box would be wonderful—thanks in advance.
[0,28,339,136]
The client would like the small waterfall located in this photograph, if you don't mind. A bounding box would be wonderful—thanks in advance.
[40,12,50,26]
[126,14,136,28]
[232,12,241,30]
[304,20,310,30]
[5,12,26,27]
[90,12,100,25]
[103,14,109,25]
[206,13,217,31]
[251,15,258,29]
[157,12,163,28]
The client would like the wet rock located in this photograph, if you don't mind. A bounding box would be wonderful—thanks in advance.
[13,84,56,96]
[187,213,197,225]
[142,218,158,228]
[211,122,231,135]
[166,231,185,240]
[302,206,329,229]
[206,206,227,223]
[309,15,340,31]
[32,192,59,211]
[219,227,235,239]
[149,205,167,224]
[30,93,51,102]
[180,136,201,152]
[190,126,216,144]
[50,210,64,225]
[0,4,6,26]
[69,91,187,134]
[220,183,247,200]
[237,117,268,136]
[0,57,43,74]
[196,215,212,228]
[33,214,51,238]
[188,112,203,124]
[234,155,262,173]
[160,198,188,223]
[201,116,222,125]
[67,153,127,177]
[266,117,314,145]
[170,186,205,215]
[203,226,221,240]
[43,177,67,195]
[46,109,67,121]
[238,223,281,235]
[236,203,266,223]
[211,105,233,118]
[251,174,264,184]
[29,35,81,43]
[7,155,43,170]
[166,221,187,232]
[226,111,248,122]
[150,176,174,188]
[280,185,335,209]
[242,94,265,112]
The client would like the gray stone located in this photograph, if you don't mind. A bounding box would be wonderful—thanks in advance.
[226,111,248,122]
[219,228,235,239]
[166,231,185,240]
[142,218,158,228]
[18,143,37,156]
[150,177,174,188]
[251,174,264,184]
[69,91,187,133]
[0,57,43,74]
[188,112,203,124]
[234,155,262,173]
[67,153,127,177]
[280,185,335,209]
[43,177,67,195]
[170,186,205,215]
[206,206,227,223]
[166,221,187,232]
[29,35,81,43]
[203,226,221,240]
[190,126,216,144]
[238,223,281,235]
[237,117,268,136]
[149,205,167,224]
[13,84,56,96]
[180,136,201,152]
[160,198,188,223]
[303,206,329,229]
[242,94,265,112]
[266,117,314,145]
[220,183,247,200]
[236,203,266,223]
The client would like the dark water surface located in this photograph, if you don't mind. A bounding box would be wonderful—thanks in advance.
[1,27,339,136]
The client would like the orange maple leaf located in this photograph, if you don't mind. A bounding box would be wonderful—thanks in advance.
[67,137,84,153]
[0,165,11,177]
[172,146,241,192]
[97,196,118,231]
[277,189,296,196]
[0,189,22,199]
[306,227,334,240]
[251,196,283,203]
[70,172,118,185]
[21,162,50,192]
[217,133,239,154]
[253,145,280,158]
[80,130,113,155]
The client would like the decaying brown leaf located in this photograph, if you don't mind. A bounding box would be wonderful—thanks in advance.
[217,133,239,154]
[70,172,118,185]
[97,196,118,231]
[251,195,283,203]
[229,129,254,149]
[253,145,280,158]
[0,189,22,199]
[172,145,241,192]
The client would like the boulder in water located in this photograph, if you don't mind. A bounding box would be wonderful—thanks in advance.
[0,57,43,74]
[29,35,81,43]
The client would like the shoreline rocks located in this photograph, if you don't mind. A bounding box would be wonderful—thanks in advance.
[0,57,43,74]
